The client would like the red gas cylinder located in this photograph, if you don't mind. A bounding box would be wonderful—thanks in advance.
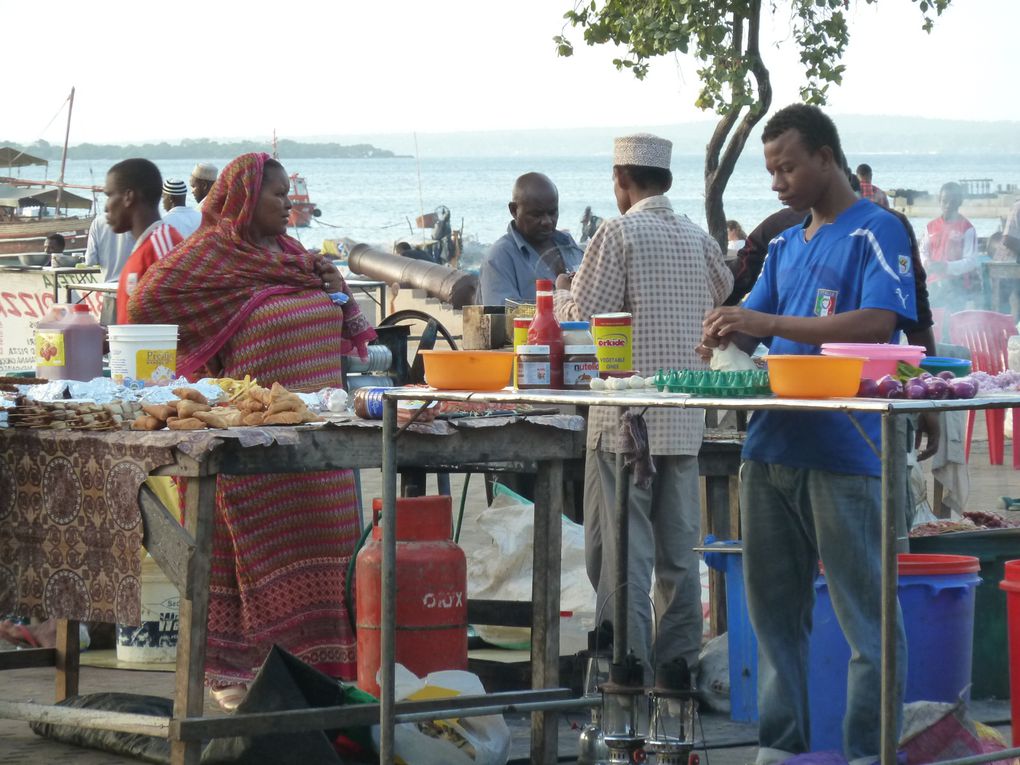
[356,495,467,697]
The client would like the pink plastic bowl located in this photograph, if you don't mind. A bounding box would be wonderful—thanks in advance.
[820,343,926,379]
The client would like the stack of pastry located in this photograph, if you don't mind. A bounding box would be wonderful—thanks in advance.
[131,383,321,431]
[9,399,144,430]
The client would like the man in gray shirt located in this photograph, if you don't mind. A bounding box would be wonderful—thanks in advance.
[84,214,134,282]
[479,173,583,305]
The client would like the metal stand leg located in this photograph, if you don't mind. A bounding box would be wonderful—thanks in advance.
[880,413,899,765]
[613,448,630,665]
[531,459,564,763]
[170,476,216,765]
[380,398,399,764]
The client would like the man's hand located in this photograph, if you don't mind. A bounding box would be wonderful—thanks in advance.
[314,256,344,293]
[915,411,941,461]
[555,272,574,291]
[703,306,776,341]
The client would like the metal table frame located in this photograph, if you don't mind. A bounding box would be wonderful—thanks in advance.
[380,388,1020,765]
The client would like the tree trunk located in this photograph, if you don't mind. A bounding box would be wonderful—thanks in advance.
[702,0,772,252]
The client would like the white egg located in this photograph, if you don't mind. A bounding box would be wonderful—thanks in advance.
[589,377,607,391]
[628,375,645,389]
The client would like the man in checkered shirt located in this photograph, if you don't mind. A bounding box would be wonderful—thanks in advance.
[554,133,732,679]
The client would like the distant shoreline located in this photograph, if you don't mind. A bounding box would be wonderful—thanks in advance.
[0,138,405,162]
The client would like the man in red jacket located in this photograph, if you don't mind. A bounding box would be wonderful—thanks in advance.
[109,158,183,324]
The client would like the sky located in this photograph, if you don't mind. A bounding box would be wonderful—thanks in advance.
[4,0,1017,147]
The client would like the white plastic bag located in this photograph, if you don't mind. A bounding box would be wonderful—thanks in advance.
[371,664,511,765]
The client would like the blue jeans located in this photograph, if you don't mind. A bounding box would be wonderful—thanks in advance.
[739,460,906,763]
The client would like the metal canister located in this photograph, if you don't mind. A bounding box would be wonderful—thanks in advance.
[591,313,633,373]
[352,387,390,419]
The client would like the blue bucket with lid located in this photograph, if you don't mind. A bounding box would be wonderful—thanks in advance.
[808,553,980,751]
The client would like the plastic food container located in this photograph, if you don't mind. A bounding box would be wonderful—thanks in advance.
[419,350,513,391]
[107,324,178,387]
[656,368,770,397]
[766,355,865,398]
[820,343,925,379]
[919,356,972,377]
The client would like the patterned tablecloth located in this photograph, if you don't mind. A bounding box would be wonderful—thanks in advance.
[0,429,220,626]
[0,414,585,626]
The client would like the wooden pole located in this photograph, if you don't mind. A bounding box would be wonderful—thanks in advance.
[55,87,74,213]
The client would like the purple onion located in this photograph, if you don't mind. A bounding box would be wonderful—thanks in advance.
[919,371,933,380]
[948,379,977,399]
[905,382,928,400]
[857,378,880,397]
[924,377,950,400]
[876,375,903,399]
[936,370,956,381]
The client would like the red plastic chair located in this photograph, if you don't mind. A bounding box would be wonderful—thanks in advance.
[948,310,1019,468]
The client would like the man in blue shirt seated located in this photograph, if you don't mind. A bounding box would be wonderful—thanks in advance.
[478,172,583,305]
[701,104,917,765]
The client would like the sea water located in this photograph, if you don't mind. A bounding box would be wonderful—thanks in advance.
[52,152,1020,267]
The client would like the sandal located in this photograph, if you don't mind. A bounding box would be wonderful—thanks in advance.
[209,684,248,712]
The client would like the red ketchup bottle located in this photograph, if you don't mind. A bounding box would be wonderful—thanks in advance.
[527,279,564,389]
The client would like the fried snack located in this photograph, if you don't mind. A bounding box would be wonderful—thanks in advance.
[263,411,303,425]
[194,408,246,429]
[141,404,175,421]
[176,400,212,419]
[167,417,207,430]
[236,398,265,414]
[269,381,291,401]
[242,412,266,426]
[174,388,209,405]
[0,375,47,385]
[266,397,303,415]
[131,415,163,431]
[300,409,323,423]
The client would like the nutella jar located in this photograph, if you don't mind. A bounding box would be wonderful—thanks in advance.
[563,345,599,389]
[353,387,389,419]
[516,344,551,389]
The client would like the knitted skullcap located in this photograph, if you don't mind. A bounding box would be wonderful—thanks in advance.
[613,133,672,170]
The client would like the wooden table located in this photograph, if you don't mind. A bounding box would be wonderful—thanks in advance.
[0,416,588,764]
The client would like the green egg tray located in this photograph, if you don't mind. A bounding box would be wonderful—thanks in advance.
[653,368,771,397]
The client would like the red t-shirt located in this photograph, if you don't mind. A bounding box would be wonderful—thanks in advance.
[116,223,182,324]
[925,216,975,286]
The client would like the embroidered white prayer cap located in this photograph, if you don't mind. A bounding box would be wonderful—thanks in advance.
[613,133,672,170]
[190,163,219,182]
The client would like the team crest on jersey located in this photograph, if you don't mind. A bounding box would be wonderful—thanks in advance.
[898,254,911,275]
[814,289,837,317]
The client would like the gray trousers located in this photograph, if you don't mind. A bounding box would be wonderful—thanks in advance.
[584,448,703,674]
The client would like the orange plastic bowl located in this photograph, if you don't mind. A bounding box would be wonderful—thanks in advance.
[765,354,866,398]
[419,350,514,391]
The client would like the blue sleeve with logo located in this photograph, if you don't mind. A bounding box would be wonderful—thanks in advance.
[855,212,917,326]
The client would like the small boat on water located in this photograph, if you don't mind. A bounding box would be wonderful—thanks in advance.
[287,172,321,228]
[270,131,321,228]
[0,91,98,260]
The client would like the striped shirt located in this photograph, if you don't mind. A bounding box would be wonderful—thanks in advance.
[116,222,182,324]
[554,195,733,454]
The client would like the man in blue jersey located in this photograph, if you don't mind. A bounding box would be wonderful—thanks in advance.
[701,104,916,765]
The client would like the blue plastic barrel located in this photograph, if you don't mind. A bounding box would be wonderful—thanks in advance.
[701,539,758,722]
[808,553,980,751]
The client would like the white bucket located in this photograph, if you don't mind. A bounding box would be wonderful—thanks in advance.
[116,555,180,664]
[108,324,178,387]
